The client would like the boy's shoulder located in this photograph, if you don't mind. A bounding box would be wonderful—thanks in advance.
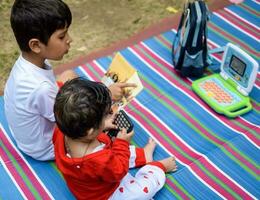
[5,55,57,99]
[11,56,54,78]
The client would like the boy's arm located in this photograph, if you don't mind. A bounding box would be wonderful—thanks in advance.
[108,82,136,101]
[31,82,58,122]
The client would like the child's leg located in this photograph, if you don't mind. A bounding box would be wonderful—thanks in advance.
[110,164,166,200]
[111,158,176,200]
[56,70,78,83]
[129,138,156,168]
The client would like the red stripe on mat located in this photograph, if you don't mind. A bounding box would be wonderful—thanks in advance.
[0,128,52,200]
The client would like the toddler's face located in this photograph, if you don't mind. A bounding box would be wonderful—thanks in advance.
[42,27,72,60]
[95,108,113,133]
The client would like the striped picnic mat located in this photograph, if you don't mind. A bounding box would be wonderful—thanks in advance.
[0,0,259,199]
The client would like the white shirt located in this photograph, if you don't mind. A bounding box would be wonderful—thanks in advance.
[4,55,58,160]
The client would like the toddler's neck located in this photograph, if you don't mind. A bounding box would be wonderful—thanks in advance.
[65,136,100,158]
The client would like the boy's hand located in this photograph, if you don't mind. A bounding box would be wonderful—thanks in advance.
[116,128,134,143]
[109,83,137,101]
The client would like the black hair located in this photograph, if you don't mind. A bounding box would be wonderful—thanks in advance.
[10,0,72,52]
[54,77,112,139]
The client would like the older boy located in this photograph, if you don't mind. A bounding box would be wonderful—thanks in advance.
[4,0,134,161]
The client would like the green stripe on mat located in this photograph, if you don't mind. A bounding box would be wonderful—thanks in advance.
[0,140,40,199]
[208,24,258,60]
[50,162,64,179]
[239,4,259,17]
[134,44,191,90]
[232,120,260,140]
[218,10,259,35]
[195,160,242,200]
[164,184,184,200]
[166,175,195,199]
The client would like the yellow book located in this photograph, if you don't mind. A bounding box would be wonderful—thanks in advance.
[101,53,143,107]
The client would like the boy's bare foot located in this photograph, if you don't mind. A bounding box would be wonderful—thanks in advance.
[144,138,156,162]
[159,157,177,173]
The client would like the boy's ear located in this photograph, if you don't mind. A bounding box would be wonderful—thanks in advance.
[28,38,42,54]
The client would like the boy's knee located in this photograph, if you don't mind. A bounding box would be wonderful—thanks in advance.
[56,70,78,83]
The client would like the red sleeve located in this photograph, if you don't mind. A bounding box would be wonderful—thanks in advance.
[99,138,130,182]
[134,147,146,167]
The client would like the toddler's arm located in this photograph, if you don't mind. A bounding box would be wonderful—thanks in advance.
[98,129,134,182]
[100,138,131,182]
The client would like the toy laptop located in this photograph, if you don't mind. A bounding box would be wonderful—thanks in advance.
[192,43,258,118]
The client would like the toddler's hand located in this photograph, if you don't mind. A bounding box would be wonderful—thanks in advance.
[103,111,117,131]
[109,82,136,101]
[116,128,134,143]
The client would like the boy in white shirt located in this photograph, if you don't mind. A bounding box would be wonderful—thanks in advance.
[4,0,135,161]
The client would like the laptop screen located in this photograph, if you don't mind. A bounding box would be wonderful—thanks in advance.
[230,55,246,77]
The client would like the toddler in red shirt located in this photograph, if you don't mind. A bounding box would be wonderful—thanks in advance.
[53,77,177,200]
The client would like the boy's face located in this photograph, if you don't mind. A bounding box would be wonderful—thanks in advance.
[41,27,72,60]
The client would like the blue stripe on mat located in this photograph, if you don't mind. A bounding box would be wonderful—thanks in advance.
[0,1,259,199]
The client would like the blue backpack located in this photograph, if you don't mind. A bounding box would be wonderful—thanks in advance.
[172,0,210,77]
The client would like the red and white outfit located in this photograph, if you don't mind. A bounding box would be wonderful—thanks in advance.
[53,129,166,200]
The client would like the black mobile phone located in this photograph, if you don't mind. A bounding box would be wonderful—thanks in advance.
[107,110,134,138]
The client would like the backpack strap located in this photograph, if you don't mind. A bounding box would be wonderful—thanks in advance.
[207,46,226,67]
[172,7,185,52]
[175,4,186,43]
[182,8,191,47]
[192,1,202,47]
[199,0,210,66]
[173,3,190,55]
[209,46,226,54]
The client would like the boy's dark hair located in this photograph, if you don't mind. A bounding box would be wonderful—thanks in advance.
[54,77,112,139]
[10,0,72,52]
